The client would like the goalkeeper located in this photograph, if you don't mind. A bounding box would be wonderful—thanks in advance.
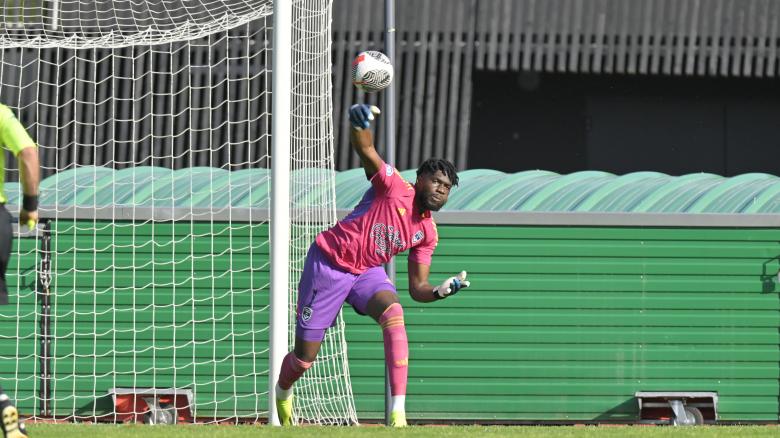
[0,104,39,438]
[274,104,469,427]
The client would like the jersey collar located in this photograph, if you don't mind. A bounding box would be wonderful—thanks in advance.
[413,199,431,219]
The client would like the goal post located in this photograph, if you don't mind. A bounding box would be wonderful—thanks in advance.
[269,0,291,427]
[0,0,356,425]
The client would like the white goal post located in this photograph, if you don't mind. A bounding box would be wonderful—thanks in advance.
[0,0,356,425]
[269,0,291,426]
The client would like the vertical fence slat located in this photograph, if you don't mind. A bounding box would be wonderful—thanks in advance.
[568,0,583,72]
[615,0,630,74]
[766,0,778,77]
[420,0,439,163]
[557,0,572,72]
[544,0,559,72]
[444,0,470,166]
[498,0,513,71]
[456,0,476,169]
[753,0,769,77]
[533,0,549,71]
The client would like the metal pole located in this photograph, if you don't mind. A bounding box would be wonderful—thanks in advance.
[385,0,397,168]
[269,0,292,426]
[38,220,52,417]
[383,0,397,426]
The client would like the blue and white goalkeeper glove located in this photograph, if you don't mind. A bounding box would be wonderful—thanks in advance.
[349,104,381,130]
[433,271,470,299]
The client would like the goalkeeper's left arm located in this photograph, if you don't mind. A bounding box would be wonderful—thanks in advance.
[408,261,470,303]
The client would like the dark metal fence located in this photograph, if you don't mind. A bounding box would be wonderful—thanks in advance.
[4,0,779,176]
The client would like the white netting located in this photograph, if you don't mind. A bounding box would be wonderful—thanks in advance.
[1,0,273,48]
[288,0,356,426]
[0,0,356,425]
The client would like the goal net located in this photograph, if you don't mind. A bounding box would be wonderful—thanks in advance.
[0,0,356,425]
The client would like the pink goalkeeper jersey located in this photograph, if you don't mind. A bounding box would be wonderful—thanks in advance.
[316,161,438,274]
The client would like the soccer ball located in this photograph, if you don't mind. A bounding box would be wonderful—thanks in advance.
[352,51,394,93]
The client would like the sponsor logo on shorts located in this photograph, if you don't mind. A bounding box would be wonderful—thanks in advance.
[412,230,424,244]
[302,306,313,322]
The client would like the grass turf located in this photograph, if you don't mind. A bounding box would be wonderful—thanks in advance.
[22,424,780,438]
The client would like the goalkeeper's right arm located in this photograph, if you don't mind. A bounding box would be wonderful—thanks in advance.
[348,104,383,179]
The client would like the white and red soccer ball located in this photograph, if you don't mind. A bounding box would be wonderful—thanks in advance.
[352,51,394,93]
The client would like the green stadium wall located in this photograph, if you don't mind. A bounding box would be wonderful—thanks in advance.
[345,222,780,422]
[2,217,779,422]
[2,219,270,419]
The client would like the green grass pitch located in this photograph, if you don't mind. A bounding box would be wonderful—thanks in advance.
[23,424,780,437]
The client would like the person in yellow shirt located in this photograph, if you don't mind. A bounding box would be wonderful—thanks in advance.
[0,104,38,438]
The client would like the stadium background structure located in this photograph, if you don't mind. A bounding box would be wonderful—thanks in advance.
[7,0,780,179]
[3,0,780,426]
[3,166,780,422]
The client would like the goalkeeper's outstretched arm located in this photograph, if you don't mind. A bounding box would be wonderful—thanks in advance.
[348,104,383,179]
[408,260,470,303]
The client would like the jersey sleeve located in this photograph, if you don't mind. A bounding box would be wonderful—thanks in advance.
[369,160,413,198]
[408,220,438,266]
[0,104,36,155]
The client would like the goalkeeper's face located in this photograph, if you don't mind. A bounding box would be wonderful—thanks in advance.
[415,170,452,212]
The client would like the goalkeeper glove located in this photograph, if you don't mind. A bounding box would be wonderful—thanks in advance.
[349,104,380,130]
[433,271,470,299]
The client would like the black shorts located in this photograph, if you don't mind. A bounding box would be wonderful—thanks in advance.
[0,205,12,305]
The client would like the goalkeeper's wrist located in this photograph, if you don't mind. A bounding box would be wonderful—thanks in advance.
[22,194,38,211]
[432,287,446,300]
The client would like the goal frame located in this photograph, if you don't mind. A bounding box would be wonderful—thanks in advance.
[269,0,291,427]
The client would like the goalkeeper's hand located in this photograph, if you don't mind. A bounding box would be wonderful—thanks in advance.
[433,271,470,299]
[349,104,380,130]
[20,209,38,231]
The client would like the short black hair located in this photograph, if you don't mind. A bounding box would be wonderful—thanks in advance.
[416,158,459,186]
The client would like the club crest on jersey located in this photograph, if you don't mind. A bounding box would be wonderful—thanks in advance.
[397,208,406,216]
[412,230,424,244]
[302,306,313,322]
[385,164,393,176]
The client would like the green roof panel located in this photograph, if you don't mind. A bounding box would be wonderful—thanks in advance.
[455,171,557,211]
[574,172,670,212]
[9,166,780,214]
[518,171,614,212]
[686,173,779,213]
[743,181,780,214]
[631,173,724,213]
[442,169,507,210]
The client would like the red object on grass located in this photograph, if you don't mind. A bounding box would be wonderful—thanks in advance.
[110,388,193,423]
